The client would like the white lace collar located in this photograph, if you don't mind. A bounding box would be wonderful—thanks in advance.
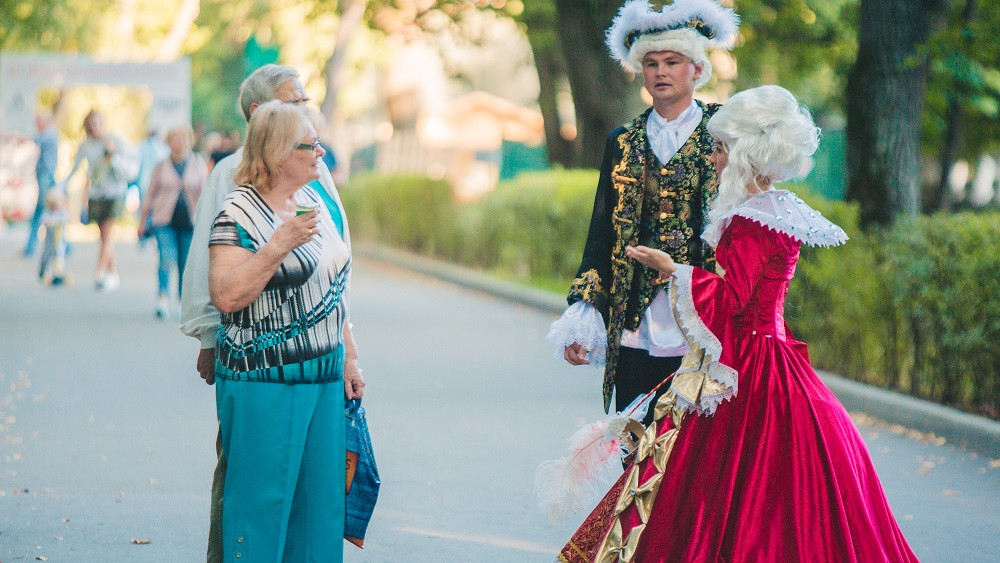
[702,189,849,248]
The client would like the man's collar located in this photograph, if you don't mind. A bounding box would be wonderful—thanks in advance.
[649,99,700,130]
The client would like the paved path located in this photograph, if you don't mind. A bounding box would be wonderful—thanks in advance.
[0,226,997,562]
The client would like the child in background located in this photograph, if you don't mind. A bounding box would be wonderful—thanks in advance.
[39,189,70,286]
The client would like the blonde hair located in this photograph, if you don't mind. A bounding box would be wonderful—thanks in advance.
[233,101,311,191]
[706,85,820,227]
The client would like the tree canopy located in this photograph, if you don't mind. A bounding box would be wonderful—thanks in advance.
[3,0,997,220]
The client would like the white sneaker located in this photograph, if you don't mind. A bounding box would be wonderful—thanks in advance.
[101,273,120,292]
[156,296,169,319]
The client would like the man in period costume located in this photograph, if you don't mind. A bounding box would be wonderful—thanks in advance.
[548,0,740,422]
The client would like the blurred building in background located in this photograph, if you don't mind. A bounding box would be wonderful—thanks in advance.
[344,12,548,200]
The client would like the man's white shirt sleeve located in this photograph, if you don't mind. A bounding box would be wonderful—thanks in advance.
[179,149,242,349]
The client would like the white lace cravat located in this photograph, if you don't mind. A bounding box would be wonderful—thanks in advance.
[646,100,702,164]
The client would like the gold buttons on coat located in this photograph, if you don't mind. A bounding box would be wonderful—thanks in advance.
[660,168,668,175]
[660,190,668,197]
[659,212,668,220]
[643,297,650,304]
[660,235,668,242]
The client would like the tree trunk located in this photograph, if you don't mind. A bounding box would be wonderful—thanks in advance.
[927,0,979,212]
[319,0,366,130]
[530,41,577,168]
[117,0,137,50]
[845,0,945,227]
[153,0,201,62]
[552,0,638,169]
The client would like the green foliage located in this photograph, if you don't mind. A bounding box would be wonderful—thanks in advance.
[921,2,1000,157]
[465,169,596,288]
[0,0,113,51]
[881,213,1000,415]
[343,173,1000,417]
[340,169,596,292]
[731,0,859,115]
[789,187,1000,418]
[340,173,461,256]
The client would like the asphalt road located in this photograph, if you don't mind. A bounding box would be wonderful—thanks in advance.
[1,226,998,562]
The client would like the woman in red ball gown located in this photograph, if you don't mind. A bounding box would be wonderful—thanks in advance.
[558,85,918,563]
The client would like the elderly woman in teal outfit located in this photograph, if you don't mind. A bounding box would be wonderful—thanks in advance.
[208,101,360,562]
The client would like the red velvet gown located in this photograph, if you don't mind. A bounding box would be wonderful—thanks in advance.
[559,194,918,563]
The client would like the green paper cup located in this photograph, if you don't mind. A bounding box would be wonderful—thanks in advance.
[295,203,320,215]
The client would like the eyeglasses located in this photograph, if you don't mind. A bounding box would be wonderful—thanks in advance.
[711,138,728,155]
[294,139,321,151]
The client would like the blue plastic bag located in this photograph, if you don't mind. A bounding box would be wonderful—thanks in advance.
[345,399,379,547]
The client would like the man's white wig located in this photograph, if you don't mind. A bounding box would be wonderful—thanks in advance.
[607,0,740,88]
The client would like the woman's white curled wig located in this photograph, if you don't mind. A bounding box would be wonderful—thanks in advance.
[606,0,739,87]
[706,85,821,225]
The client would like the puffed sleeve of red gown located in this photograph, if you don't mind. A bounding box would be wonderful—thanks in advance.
[668,215,772,415]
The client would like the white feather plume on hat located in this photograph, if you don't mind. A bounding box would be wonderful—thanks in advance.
[607,0,740,86]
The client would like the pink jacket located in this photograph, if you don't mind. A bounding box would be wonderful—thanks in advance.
[140,154,208,227]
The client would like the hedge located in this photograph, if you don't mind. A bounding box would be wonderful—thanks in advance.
[340,172,1000,418]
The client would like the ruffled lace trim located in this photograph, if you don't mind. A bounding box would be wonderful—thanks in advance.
[668,265,738,415]
[546,301,608,368]
[703,189,849,249]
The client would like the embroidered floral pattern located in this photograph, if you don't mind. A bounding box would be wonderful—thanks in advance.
[599,102,721,412]
[568,268,607,309]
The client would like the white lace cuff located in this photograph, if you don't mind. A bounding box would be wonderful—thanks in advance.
[669,264,738,415]
[546,301,607,367]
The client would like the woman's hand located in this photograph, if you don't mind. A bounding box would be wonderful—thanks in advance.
[344,359,365,399]
[625,245,677,276]
[268,209,318,254]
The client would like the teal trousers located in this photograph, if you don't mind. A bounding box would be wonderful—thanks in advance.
[216,379,345,563]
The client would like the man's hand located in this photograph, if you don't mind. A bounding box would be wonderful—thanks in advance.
[564,342,591,366]
[344,359,365,399]
[197,348,216,385]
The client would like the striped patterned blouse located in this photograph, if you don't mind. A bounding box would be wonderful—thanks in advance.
[210,184,351,384]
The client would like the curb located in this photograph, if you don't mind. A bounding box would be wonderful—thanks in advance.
[355,243,1000,458]
[817,371,1000,457]
[355,243,567,314]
